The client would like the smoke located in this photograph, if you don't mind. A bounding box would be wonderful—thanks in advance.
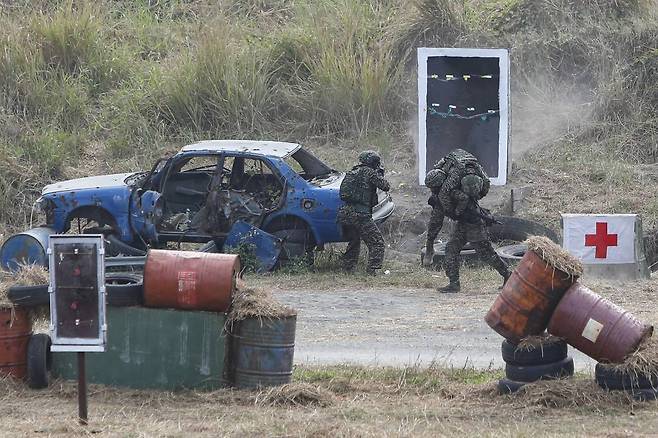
[510,76,595,157]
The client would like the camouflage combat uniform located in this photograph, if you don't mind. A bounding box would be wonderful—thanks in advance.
[441,179,511,293]
[424,149,489,265]
[338,151,391,274]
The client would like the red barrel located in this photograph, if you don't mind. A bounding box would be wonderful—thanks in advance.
[0,307,32,379]
[143,250,240,312]
[485,250,577,343]
[548,283,653,363]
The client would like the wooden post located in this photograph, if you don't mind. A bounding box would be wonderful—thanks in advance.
[77,352,88,426]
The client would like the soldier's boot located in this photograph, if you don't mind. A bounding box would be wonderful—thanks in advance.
[365,267,377,276]
[423,240,435,267]
[439,278,460,293]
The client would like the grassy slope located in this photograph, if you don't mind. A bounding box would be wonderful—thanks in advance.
[0,0,656,236]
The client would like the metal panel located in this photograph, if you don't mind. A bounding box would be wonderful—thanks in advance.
[51,306,228,390]
[48,235,107,350]
[224,221,282,273]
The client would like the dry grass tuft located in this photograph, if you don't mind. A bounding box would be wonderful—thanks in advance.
[254,382,335,407]
[227,285,296,323]
[510,378,633,409]
[526,235,584,278]
[516,333,564,351]
[0,264,48,307]
[611,335,658,377]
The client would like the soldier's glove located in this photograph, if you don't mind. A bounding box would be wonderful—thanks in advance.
[377,167,385,176]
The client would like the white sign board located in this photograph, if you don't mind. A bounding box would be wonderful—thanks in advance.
[417,47,510,186]
[562,214,636,265]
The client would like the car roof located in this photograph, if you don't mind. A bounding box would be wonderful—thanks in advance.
[180,140,301,158]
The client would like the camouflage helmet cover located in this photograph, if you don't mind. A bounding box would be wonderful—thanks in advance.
[461,174,483,197]
[425,168,447,188]
[358,150,381,168]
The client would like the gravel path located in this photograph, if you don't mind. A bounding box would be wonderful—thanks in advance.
[274,287,596,370]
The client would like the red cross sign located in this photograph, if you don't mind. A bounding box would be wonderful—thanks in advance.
[585,222,618,259]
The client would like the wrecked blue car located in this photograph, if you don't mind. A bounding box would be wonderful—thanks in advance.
[31,140,395,263]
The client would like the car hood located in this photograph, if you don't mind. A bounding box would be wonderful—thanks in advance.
[42,173,136,195]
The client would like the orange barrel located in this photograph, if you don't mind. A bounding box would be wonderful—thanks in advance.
[0,307,32,379]
[548,283,653,363]
[143,250,240,312]
[485,250,577,343]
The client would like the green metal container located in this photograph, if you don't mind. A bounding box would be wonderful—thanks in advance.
[51,306,228,390]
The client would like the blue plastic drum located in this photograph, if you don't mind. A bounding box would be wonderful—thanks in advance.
[0,227,55,271]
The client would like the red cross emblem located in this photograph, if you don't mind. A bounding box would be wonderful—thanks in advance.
[585,222,618,259]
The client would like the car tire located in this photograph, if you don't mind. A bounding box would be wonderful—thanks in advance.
[498,378,526,394]
[496,244,528,265]
[272,229,315,267]
[501,338,568,366]
[505,356,574,382]
[632,388,658,402]
[489,216,560,244]
[595,363,658,390]
[7,284,49,307]
[27,334,52,389]
[106,273,144,307]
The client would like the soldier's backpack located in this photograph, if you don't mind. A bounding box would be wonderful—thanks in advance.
[339,167,370,207]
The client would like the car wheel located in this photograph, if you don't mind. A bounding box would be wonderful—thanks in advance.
[27,334,52,389]
[7,285,49,307]
[595,363,658,391]
[501,338,568,366]
[106,273,144,307]
[271,229,315,267]
[497,378,526,394]
[505,356,574,382]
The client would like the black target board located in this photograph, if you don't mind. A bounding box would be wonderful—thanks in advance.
[417,48,509,185]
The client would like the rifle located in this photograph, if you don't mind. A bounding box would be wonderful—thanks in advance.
[460,201,501,226]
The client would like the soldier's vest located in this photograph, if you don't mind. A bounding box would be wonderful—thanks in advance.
[340,165,374,213]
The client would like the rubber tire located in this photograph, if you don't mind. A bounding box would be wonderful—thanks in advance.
[27,334,51,389]
[496,244,528,265]
[489,216,560,244]
[632,388,658,402]
[272,229,315,267]
[498,378,526,394]
[595,363,658,390]
[106,273,144,307]
[505,356,574,382]
[501,338,568,366]
[421,241,482,268]
[7,284,49,307]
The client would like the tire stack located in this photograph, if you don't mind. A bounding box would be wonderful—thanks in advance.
[498,336,574,394]
[595,363,658,401]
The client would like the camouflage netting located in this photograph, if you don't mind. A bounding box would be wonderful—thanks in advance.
[525,236,584,279]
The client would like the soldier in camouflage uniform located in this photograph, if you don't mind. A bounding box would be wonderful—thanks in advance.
[440,174,511,293]
[338,150,391,275]
[423,149,489,267]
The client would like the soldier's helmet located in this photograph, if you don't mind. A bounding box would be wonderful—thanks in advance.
[358,150,381,168]
[425,168,447,188]
[461,174,483,198]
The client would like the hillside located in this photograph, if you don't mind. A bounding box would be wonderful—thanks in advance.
[0,0,656,241]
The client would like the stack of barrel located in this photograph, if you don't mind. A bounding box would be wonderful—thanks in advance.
[143,249,297,389]
[486,237,654,396]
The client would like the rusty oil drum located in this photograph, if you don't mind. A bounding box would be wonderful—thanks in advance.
[230,315,296,388]
[0,307,32,379]
[548,283,653,363]
[485,250,577,342]
[143,250,240,312]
